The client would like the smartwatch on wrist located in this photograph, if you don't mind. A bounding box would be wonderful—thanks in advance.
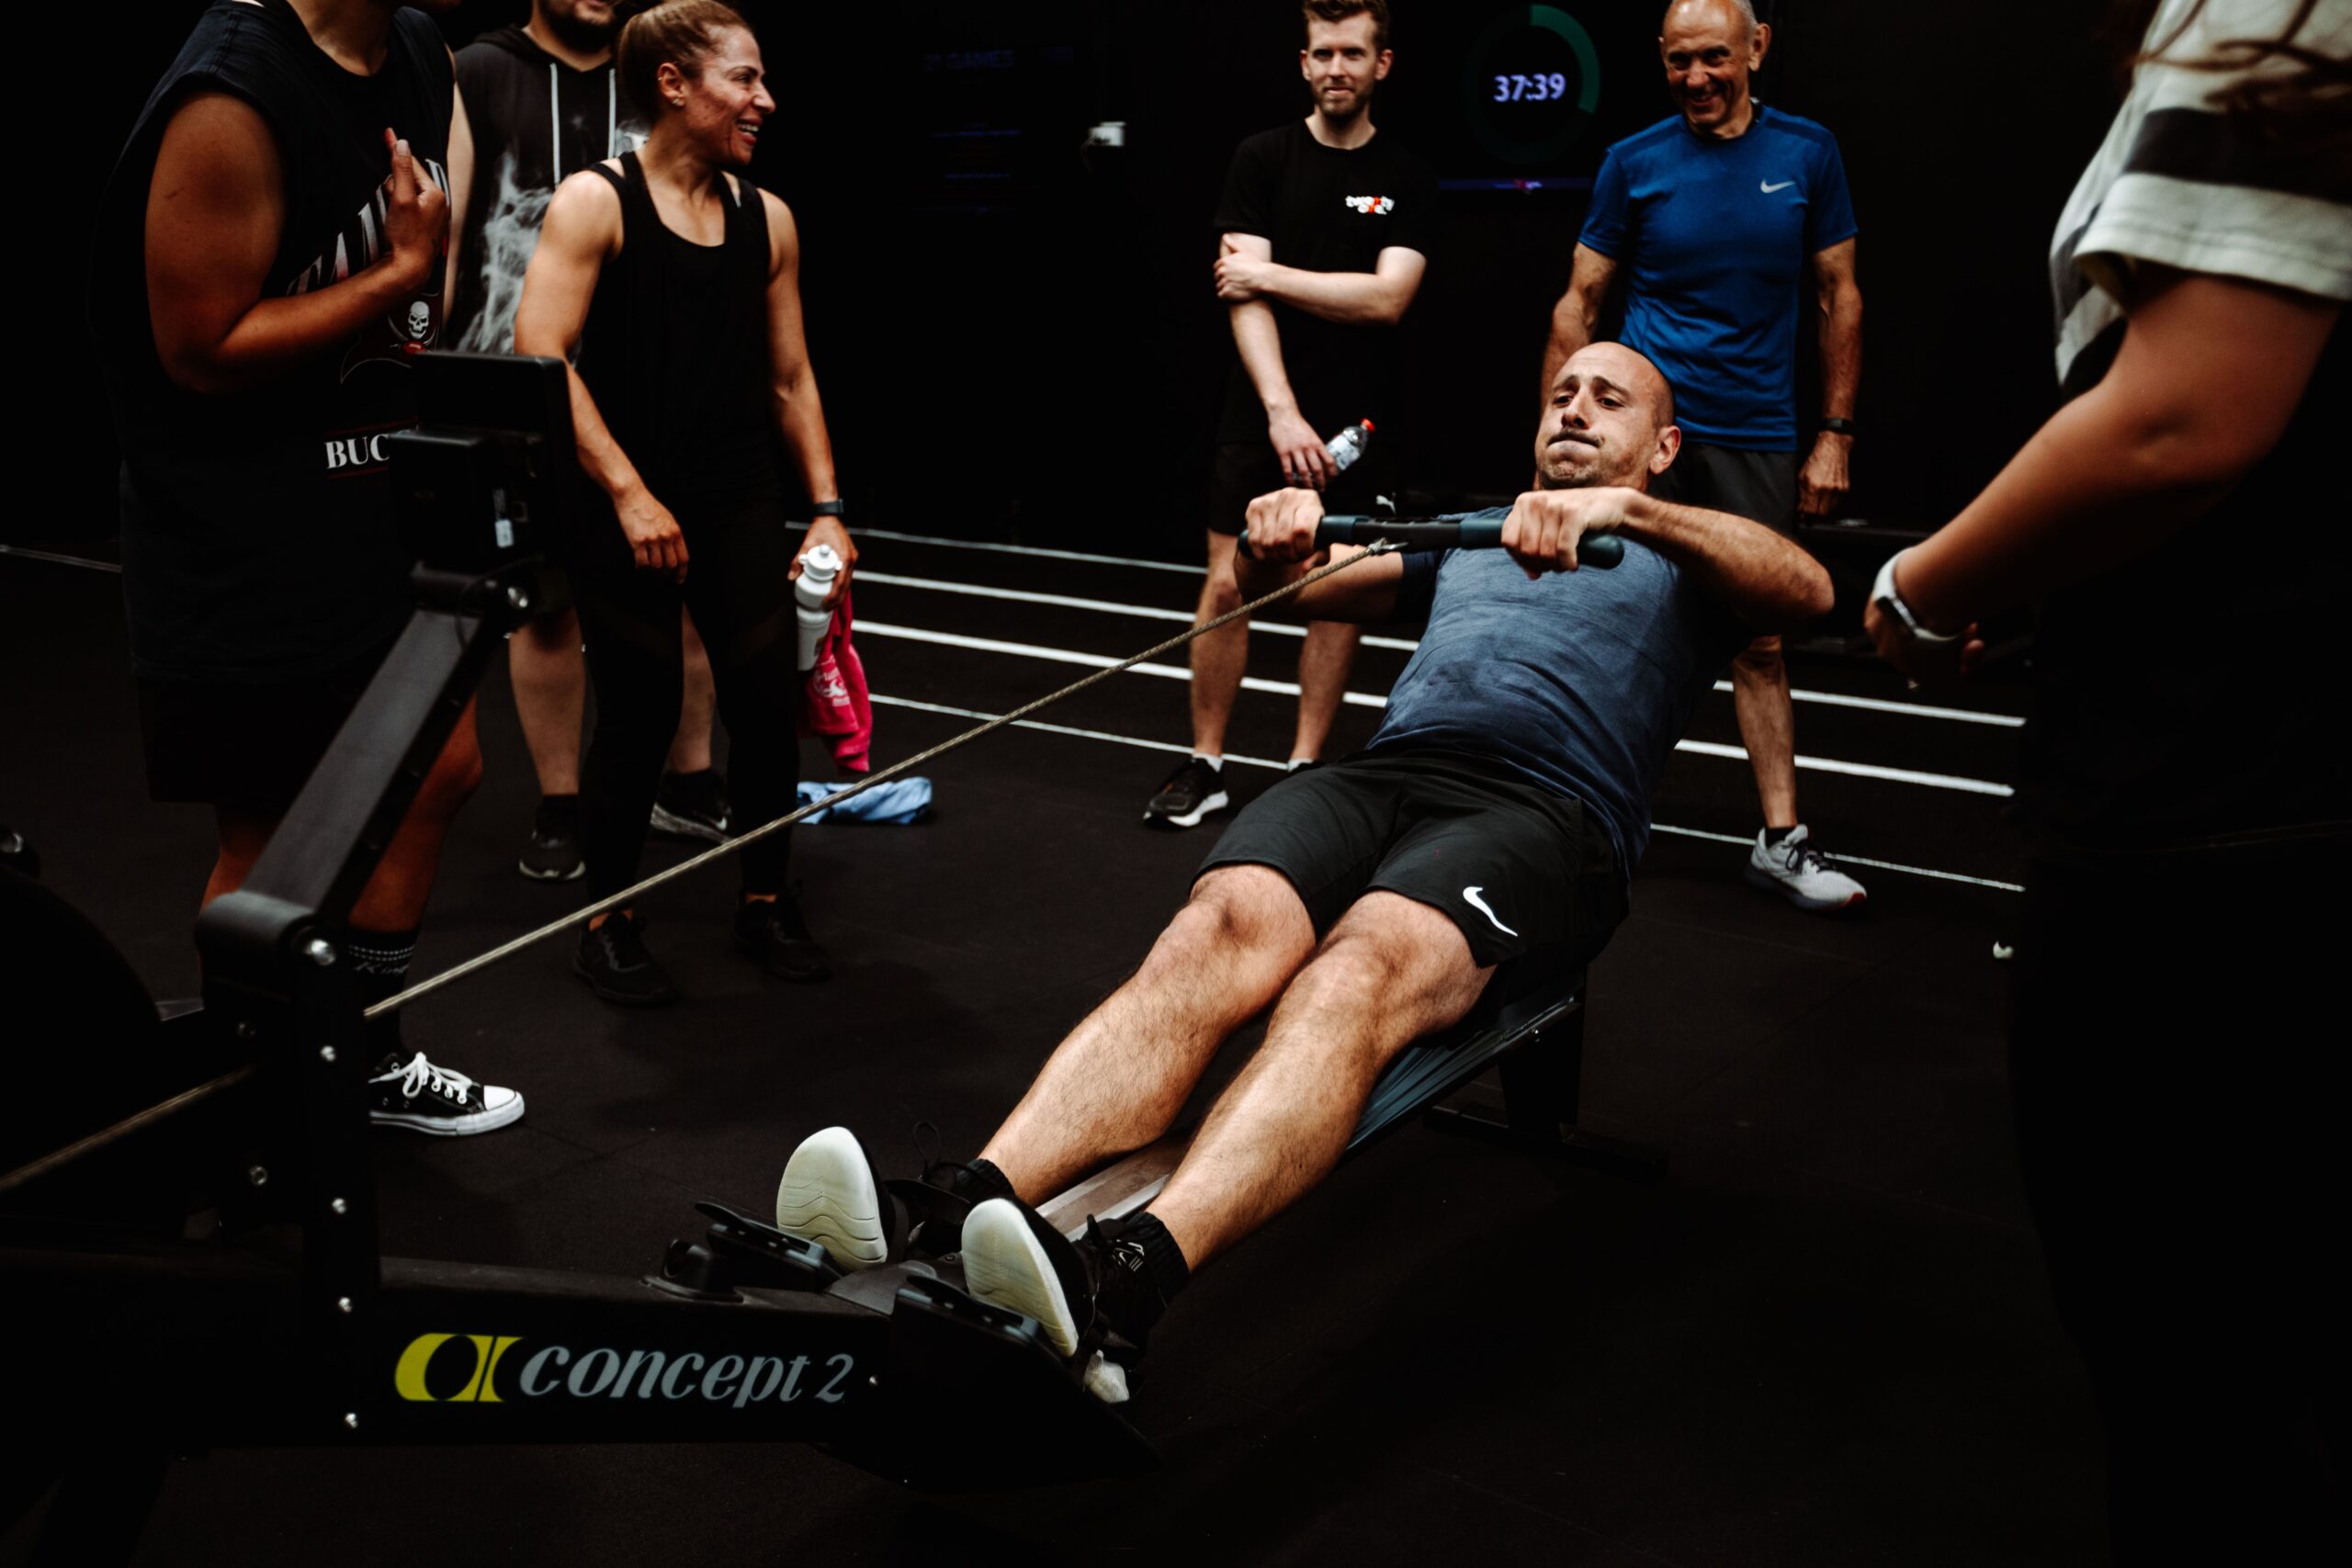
[1819,417,1857,437]
[810,499,847,517]
[1871,549,1960,646]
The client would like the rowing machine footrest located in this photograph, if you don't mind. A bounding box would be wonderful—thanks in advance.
[692,1200,838,1291]
[860,1276,1158,1490]
[883,1175,971,1258]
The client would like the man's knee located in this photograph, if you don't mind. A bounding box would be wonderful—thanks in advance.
[1162,865,1309,963]
[1297,894,1486,1026]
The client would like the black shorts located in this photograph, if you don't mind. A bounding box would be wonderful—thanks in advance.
[135,634,398,814]
[1206,438,1393,536]
[1197,748,1627,968]
[1650,441,1799,535]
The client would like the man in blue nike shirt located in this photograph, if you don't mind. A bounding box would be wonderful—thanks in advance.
[1542,0,1866,912]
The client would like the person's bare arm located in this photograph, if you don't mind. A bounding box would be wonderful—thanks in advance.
[443,72,474,315]
[512,169,687,579]
[1797,236,1860,517]
[1216,241,1427,326]
[1538,243,1619,401]
[145,96,445,395]
[1500,486,1833,632]
[1220,232,1337,491]
[1231,486,1409,620]
[1871,266,2337,676]
[759,188,854,608]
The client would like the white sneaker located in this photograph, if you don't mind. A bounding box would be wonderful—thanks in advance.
[774,1125,889,1272]
[961,1198,1085,1357]
[1746,825,1867,913]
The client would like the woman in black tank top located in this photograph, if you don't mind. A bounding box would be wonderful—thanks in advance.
[515,0,854,1003]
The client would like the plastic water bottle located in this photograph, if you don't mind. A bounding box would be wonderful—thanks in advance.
[794,543,842,672]
[1325,418,1374,474]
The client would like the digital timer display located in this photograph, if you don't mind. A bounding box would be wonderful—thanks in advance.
[1460,6,1602,169]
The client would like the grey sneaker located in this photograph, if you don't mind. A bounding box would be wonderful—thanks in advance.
[1746,825,1867,913]
[650,769,731,842]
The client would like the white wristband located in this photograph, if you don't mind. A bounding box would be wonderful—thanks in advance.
[1871,549,1961,646]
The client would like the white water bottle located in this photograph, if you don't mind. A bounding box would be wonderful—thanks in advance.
[1325,418,1374,473]
[794,543,842,672]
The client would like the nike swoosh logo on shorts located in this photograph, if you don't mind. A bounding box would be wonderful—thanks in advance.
[1760,179,1795,194]
[1463,886,1518,936]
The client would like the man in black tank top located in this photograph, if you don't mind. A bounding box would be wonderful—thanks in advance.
[91,0,520,1135]
[514,4,856,1006]
[450,0,728,886]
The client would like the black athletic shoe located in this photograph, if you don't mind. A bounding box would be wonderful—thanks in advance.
[650,769,731,842]
[573,910,681,1006]
[961,1200,1172,1403]
[734,890,831,982]
[517,795,584,882]
[1142,757,1228,830]
[367,1050,525,1136]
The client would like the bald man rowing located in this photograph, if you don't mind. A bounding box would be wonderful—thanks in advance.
[773,343,1833,1395]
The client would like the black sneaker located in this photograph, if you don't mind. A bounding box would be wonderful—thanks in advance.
[1141,757,1228,830]
[573,910,681,1006]
[367,1050,525,1136]
[960,1199,1171,1403]
[734,890,831,982]
[650,769,731,842]
[517,795,584,882]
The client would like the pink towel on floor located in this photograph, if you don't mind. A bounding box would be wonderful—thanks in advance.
[799,586,873,774]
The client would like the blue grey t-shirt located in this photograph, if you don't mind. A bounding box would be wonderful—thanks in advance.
[1367,512,1750,871]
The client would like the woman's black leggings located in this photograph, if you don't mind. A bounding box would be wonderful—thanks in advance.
[573,490,802,903]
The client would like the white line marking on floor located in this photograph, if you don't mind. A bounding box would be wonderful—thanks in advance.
[797,523,1202,575]
[854,569,2020,726]
[855,621,2015,797]
[869,694,2024,891]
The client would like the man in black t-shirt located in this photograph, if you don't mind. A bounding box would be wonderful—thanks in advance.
[91,0,517,1135]
[450,0,728,884]
[1142,0,1437,829]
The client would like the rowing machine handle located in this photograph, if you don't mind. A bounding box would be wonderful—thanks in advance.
[1314,515,1624,569]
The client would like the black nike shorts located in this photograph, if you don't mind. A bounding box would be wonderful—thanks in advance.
[1196,748,1628,969]
[1206,439,1394,536]
[1647,440,1800,536]
[135,633,399,815]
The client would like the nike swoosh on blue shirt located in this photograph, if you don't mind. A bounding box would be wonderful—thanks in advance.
[1760,179,1795,194]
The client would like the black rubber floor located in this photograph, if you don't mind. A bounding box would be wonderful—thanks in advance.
[0,536,2105,1567]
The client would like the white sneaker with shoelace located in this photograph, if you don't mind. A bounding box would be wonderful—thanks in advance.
[1746,824,1868,912]
[366,1051,525,1135]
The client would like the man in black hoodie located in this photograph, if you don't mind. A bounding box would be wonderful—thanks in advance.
[452,0,729,882]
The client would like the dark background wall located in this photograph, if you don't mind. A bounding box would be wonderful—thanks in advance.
[48,0,2120,559]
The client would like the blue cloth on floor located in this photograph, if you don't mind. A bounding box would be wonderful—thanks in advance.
[797,776,933,825]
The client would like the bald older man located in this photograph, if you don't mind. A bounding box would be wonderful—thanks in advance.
[765,344,1832,1393]
[1544,0,1866,913]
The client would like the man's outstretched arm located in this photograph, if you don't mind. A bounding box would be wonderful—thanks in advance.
[1500,487,1833,632]
[1229,486,1408,622]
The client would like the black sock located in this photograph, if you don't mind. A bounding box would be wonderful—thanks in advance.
[1108,1211,1191,1304]
[346,927,418,1066]
[1763,825,1795,846]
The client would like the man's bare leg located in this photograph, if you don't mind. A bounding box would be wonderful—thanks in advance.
[979,864,1315,1199]
[1187,531,1249,758]
[1291,620,1361,763]
[1150,891,1490,1268]
[1731,633,1798,829]
[668,606,717,775]
[509,609,585,797]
